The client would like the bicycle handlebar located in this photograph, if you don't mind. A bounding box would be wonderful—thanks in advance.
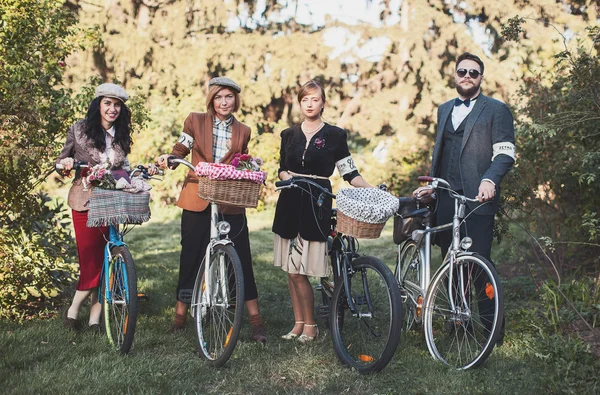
[417,176,479,203]
[166,156,195,171]
[56,161,163,179]
[56,161,88,170]
[275,177,336,206]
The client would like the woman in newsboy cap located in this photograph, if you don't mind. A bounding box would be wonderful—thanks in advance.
[156,77,267,343]
[55,83,133,331]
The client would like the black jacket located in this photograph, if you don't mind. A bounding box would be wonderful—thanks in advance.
[272,123,355,241]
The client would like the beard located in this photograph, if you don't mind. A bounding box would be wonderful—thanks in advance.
[456,81,481,98]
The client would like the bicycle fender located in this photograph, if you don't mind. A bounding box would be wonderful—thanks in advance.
[430,251,479,279]
[211,239,234,249]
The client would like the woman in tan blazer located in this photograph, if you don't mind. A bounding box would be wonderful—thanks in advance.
[157,77,266,342]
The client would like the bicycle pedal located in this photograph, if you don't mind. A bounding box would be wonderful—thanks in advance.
[137,293,149,301]
[317,305,330,317]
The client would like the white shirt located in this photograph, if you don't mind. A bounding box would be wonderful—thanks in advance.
[100,126,116,165]
[451,97,477,130]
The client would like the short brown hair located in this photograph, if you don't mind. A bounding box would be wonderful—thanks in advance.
[206,85,240,117]
[456,52,484,75]
[297,79,326,104]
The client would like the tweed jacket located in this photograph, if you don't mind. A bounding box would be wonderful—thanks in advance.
[56,120,129,211]
[170,112,251,215]
[430,94,516,215]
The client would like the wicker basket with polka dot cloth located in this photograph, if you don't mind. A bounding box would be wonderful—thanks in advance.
[335,188,399,239]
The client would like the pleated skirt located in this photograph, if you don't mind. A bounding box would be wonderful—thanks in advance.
[273,234,329,278]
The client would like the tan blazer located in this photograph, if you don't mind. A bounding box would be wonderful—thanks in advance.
[56,120,129,211]
[171,112,251,215]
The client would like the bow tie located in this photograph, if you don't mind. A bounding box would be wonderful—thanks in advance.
[454,96,478,108]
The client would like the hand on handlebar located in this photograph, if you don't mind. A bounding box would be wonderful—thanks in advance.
[146,163,161,176]
[476,180,496,202]
[58,157,74,171]
[413,186,435,203]
[155,154,171,170]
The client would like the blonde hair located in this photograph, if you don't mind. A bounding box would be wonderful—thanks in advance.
[206,85,240,117]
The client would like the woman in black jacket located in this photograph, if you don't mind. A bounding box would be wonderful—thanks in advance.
[272,80,371,342]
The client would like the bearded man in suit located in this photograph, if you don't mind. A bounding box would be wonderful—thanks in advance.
[416,52,516,345]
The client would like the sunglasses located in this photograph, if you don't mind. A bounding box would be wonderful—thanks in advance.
[456,68,482,79]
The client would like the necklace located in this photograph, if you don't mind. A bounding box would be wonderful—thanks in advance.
[301,121,324,135]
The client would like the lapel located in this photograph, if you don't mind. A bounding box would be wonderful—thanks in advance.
[461,94,487,154]
[202,113,214,163]
[438,102,452,137]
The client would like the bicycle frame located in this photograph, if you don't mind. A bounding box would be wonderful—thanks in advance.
[100,225,128,307]
[192,201,235,311]
[401,180,481,317]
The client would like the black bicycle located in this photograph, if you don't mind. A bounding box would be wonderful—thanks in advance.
[275,177,402,373]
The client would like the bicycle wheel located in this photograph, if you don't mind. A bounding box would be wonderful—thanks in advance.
[101,245,137,354]
[192,244,244,367]
[330,256,403,373]
[423,253,503,369]
[395,240,423,331]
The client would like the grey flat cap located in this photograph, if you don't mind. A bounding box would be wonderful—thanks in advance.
[95,83,129,102]
[209,77,241,93]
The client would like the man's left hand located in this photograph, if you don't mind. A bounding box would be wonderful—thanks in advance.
[477,180,496,202]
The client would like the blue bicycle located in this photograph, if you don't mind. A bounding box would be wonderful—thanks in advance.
[57,162,160,353]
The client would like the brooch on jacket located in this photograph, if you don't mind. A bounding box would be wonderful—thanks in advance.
[314,137,325,149]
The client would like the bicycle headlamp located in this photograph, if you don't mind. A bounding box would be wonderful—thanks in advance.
[217,221,231,236]
[460,237,473,251]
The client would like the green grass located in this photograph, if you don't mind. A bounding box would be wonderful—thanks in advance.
[1,205,598,394]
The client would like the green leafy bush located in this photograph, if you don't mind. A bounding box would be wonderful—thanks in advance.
[0,194,76,321]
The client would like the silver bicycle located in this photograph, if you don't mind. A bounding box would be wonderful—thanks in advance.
[167,157,244,367]
[395,176,503,369]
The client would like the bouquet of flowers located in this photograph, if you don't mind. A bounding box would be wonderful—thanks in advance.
[82,163,116,190]
[231,153,263,171]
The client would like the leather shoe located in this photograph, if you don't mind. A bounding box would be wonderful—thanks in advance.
[88,323,103,334]
[251,323,267,344]
[63,309,80,331]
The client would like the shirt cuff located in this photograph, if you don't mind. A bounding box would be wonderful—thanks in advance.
[482,178,495,186]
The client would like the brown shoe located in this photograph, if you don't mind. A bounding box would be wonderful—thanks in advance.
[168,313,186,333]
[251,323,267,344]
[249,314,267,344]
[63,309,80,331]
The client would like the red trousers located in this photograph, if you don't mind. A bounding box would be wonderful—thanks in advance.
[72,210,109,290]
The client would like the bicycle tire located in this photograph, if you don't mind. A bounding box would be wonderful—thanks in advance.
[330,256,403,373]
[395,240,423,331]
[423,253,503,370]
[101,245,137,354]
[192,244,244,367]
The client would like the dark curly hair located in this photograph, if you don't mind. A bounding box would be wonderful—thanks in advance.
[84,96,133,154]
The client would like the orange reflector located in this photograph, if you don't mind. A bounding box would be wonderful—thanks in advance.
[485,282,495,300]
[358,354,374,362]
[416,295,423,318]
[224,327,233,347]
[123,315,128,334]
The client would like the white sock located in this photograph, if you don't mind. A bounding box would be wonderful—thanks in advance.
[67,290,92,319]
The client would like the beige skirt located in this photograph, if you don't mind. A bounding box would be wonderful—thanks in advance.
[273,234,330,278]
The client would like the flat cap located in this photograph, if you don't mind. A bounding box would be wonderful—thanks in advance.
[95,83,129,102]
[208,77,241,93]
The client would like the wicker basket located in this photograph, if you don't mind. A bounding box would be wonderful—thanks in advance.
[197,177,261,208]
[336,210,386,239]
